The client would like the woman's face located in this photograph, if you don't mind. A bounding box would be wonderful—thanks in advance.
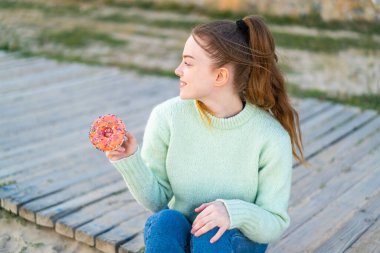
[175,35,218,101]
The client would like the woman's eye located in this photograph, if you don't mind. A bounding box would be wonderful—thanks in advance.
[184,62,191,66]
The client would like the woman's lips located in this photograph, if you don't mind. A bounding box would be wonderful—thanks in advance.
[180,81,187,87]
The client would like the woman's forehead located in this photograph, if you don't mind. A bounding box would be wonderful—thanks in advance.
[183,35,209,61]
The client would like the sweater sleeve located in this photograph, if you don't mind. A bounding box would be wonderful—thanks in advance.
[217,132,293,244]
[109,106,173,212]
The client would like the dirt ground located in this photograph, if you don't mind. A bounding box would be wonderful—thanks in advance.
[0,210,102,253]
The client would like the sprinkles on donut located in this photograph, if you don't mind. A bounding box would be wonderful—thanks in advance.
[88,114,127,152]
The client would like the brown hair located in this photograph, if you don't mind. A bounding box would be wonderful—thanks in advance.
[192,15,307,166]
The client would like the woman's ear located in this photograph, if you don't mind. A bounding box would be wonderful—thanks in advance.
[215,67,229,87]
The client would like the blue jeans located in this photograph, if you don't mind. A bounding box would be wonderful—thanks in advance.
[143,208,268,253]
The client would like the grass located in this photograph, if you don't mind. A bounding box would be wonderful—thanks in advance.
[0,208,27,226]
[287,83,380,112]
[0,180,16,187]
[95,13,379,52]
[96,13,201,29]
[0,0,378,113]
[273,32,379,52]
[14,49,175,77]
[107,0,380,35]
[38,27,126,48]
[1,1,378,53]
[14,48,380,113]
[1,0,379,35]
[2,41,378,114]
[0,1,87,16]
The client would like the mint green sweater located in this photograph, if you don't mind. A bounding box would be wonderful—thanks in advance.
[110,96,293,243]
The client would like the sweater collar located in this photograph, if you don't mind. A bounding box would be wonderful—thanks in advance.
[193,100,258,130]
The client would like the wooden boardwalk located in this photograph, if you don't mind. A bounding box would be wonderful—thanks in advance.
[0,51,379,253]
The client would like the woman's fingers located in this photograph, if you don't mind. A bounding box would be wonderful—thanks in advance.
[210,226,228,243]
[105,131,138,161]
[114,146,125,152]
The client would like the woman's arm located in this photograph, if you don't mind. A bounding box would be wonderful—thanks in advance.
[109,106,173,212]
[217,132,293,244]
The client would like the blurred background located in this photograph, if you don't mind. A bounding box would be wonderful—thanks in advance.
[1,0,379,110]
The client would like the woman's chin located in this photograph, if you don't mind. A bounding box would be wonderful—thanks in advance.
[179,93,191,100]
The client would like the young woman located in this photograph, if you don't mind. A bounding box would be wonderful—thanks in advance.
[106,15,305,253]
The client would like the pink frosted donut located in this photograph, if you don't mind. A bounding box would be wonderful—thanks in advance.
[89,114,126,152]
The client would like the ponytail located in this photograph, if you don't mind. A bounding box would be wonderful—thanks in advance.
[243,16,307,166]
[192,16,307,166]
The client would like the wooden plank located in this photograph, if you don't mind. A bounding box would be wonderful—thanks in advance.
[0,67,121,114]
[0,80,175,150]
[75,201,147,246]
[303,110,377,159]
[0,155,108,199]
[0,57,27,68]
[119,233,145,253]
[268,160,380,252]
[299,100,333,123]
[0,78,130,140]
[18,170,121,222]
[0,85,174,181]
[314,191,380,253]
[303,106,360,145]
[0,108,149,182]
[0,79,142,156]
[0,63,62,85]
[285,151,380,238]
[300,103,346,134]
[0,73,147,134]
[344,215,380,253]
[309,112,380,164]
[0,52,15,61]
[35,180,127,227]
[0,67,118,102]
[1,165,115,213]
[292,109,375,179]
[0,68,120,108]
[0,58,54,77]
[95,211,151,253]
[295,98,319,116]
[292,113,380,183]
[292,98,317,118]
[0,64,94,94]
[55,191,135,238]
[0,143,90,179]
[0,78,171,155]
[0,121,146,187]
[290,123,380,205]
[0,70,121,119]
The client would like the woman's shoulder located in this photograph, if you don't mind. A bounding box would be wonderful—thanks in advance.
[253,105,290,140]
[153,96,193,115]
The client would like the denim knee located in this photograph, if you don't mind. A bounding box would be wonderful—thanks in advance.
[190,227,226,252]
[230,229,268,253]
[190,227,268,253]
[144,209,191,247]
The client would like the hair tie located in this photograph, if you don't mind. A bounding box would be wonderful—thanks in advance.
[236,19,249,33]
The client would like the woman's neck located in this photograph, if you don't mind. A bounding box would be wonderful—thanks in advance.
[201,96,245,119]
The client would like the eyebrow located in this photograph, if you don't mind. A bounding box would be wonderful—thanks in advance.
[183,55,195,59]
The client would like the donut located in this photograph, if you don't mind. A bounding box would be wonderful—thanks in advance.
[89,114,127,152]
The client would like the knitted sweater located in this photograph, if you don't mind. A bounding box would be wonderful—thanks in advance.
[110,96,293,243]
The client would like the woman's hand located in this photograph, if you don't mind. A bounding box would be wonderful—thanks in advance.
[105,132,138,161]
[191,200,231,243]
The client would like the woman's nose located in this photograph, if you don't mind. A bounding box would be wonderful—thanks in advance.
[174,64,182,77]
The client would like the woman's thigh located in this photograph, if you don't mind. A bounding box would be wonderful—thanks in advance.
[144,208,192,252]
[229,229,268,253]
[190,227,268,253]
